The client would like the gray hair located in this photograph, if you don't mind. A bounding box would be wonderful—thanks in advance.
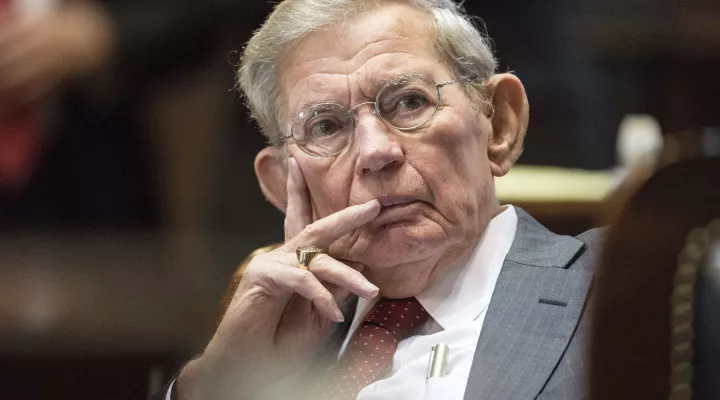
[237,0,497,147]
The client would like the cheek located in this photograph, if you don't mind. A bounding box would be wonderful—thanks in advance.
[299,158,354,219]
[434,110,489,168]
[409,111,492,221]
[423,113,490,182]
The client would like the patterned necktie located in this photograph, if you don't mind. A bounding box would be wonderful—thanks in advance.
[321,297,430,400]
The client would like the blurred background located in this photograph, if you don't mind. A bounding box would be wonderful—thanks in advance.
[0,0,718,398]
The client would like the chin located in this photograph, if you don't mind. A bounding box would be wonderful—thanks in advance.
[377,279,428,299]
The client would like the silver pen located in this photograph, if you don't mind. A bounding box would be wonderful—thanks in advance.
[426,343,449,380]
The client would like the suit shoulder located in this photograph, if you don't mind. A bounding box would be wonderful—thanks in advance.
[571,227,607,271]
[576,226,606,248]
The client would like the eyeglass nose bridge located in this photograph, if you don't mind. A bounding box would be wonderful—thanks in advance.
[348,101,379,116]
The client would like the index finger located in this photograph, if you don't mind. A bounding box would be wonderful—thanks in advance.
[284,157,312,241]
[285,199,381,250]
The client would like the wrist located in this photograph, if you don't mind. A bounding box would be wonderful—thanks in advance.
[175,359,206,400]
[176,353,269,400]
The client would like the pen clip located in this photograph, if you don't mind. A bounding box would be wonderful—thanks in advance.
[426,344,449,380]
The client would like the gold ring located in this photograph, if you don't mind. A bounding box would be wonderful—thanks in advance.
[296,246,324,270]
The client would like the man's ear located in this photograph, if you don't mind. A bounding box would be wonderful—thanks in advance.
[485,73,529,177]
[255,147,288,213]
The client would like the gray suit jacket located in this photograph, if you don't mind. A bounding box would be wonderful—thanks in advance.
[157,208,603,400]
[319,208,603,400]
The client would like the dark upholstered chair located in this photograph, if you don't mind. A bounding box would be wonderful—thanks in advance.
[591,156,720,400]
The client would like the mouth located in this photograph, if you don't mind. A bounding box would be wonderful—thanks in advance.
[378,196,418,207]
[374,196,427,227]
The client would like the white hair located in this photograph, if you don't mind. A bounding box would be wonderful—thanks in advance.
[237,0,497,146]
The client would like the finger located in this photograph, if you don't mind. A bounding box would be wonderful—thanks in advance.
[327,261,372,305]
[287,199,381,250]
[245,261,344,323]
[284,157,312,241]
[309,254,378,299]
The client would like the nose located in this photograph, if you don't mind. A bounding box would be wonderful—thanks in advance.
[354,111,405,174]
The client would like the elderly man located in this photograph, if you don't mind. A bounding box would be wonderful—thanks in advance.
[163,0,602,399]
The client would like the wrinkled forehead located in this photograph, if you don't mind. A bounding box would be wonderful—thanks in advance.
[276,3,444,119]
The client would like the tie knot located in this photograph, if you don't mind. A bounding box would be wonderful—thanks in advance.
[364,297,429,339]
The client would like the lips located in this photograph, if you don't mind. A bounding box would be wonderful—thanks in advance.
[373,197,427,227]
[377,196,417,207]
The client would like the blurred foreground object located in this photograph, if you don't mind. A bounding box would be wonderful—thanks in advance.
[590,146,720,399]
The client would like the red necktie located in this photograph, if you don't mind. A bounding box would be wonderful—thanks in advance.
[0,0,43,190]
[321,298,429,400]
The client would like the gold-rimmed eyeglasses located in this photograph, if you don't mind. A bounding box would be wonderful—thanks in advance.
[280,74,460,157]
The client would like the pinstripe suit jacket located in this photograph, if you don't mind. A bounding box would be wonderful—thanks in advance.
[156,208,602,400]
[319,208,603,400]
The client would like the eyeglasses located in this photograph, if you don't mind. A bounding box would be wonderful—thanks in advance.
[280,74,460,157]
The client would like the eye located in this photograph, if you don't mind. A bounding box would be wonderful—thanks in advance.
[308,118,341,138]
[396,94,427,112]
[381,90,430,116]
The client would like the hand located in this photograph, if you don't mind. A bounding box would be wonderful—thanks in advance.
[177,158,381,400]
[0,4,114,113]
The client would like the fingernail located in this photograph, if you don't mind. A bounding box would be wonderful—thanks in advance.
[364,281,380,293]
[365,199,380,208]
[333,308,345,323]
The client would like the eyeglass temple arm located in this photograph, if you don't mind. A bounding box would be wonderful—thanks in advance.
[437,77,485,88]
[436,80,457,88]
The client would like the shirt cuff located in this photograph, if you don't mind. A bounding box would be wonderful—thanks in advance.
[165,379,176,400]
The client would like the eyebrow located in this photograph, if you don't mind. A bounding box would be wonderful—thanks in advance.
[293,99,343,116]
[294,101,314,114]
[368,73,408,95]
[371,77,392,93]
[369,70,429,92]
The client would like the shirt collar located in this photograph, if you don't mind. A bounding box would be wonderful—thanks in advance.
[415,205,518,329]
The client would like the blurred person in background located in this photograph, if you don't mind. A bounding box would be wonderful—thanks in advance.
[0,0,158,230]
[0,3,277,398]
[0,0,271,232]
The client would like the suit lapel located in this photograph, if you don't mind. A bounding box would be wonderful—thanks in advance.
[463,208,592,400]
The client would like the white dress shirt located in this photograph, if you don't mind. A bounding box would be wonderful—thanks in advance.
[341,205,518,400]
[168,206,517,400]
